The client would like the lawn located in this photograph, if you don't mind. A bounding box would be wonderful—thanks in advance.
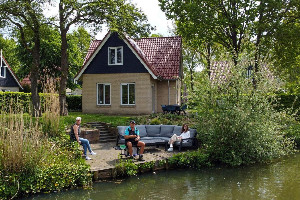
[60,112,133,129]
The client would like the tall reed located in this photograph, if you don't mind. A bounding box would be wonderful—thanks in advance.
[0,101,47,173]
[41,78,60,137]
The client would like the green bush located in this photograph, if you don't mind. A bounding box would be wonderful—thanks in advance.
[189,63,295,166]
[0,136,92,199]
[66,95,82,111]
[113,157,138,177]
[168,150,211,169]
[275,93,300,119]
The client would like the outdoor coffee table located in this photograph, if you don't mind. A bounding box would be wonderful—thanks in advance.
[140,139,168,151]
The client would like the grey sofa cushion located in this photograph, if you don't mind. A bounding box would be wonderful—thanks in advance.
[160,125,175,137]
[172,126,182,135]
[136,125,147,137]
[189,129,197,138]
[146,125,161,137]
[117,126,127,136]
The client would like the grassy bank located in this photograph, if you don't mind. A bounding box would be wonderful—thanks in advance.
[0,86,92,199]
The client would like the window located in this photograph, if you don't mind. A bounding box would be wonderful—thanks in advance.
[0,61,5,78]
[108,47,123,65]
[97,83,111,105]
[121,83,135,105]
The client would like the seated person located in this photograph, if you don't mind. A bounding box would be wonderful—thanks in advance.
[124,120,145,161]
[168,124,190,152]
[70,117,96,160]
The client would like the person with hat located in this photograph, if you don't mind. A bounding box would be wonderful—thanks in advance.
[124,120,145,161]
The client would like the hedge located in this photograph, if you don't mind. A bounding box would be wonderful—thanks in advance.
[0,92,82,113]
[66,95,82,111]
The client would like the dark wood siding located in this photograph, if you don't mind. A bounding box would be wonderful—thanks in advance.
[83,32,148,74]
[0,61,19,87]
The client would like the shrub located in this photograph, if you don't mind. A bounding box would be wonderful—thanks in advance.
[66,95,82,111]
[189,62,295,166]
[168,150,211,169]
[113,157,138,177]
[0,81,91,199]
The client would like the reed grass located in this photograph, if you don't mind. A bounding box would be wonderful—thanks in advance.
[41,78,60,137]
[0,106,47,173]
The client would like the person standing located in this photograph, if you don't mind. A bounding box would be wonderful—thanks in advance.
[167,124,190,152]
[124,120,145,161]
[70,117,96,160]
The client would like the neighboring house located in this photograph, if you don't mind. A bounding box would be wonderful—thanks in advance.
[210,61,276,84]
[0,50,23,92]
[74,31,182,115]
[66,88,82,95]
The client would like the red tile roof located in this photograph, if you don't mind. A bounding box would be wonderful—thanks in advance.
[82,33,182,80]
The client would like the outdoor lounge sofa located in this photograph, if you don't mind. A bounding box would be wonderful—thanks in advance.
[116,125,198,151]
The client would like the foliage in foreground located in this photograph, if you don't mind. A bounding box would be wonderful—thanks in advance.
[189,61,296,166]
[168,150,211,169]
[0,86,91,199]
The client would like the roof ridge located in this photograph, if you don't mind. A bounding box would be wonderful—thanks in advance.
[135,36,181,40]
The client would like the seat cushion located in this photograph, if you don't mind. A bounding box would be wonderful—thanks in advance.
[160,125,175,137]
[174,139,193,147]
[136,125,147,137]
[146,125,161,137]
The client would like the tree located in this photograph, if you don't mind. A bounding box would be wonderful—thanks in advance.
[67,27,92,90]
[54,0,152,115]
[0,34,21,75]
[159,0,299,72]
[273,17,300,93]
[0,0,49,117]
[182,44,201,92]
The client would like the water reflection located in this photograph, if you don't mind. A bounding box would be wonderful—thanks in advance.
[22,153,300,200]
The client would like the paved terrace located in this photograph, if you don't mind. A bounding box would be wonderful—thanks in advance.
[85,142,178,180]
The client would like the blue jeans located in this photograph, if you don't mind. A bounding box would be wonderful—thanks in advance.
[79,138,92,156]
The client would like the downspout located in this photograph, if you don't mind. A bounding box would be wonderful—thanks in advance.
[168,80,170,105]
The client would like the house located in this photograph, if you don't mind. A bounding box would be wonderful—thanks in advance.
[0,50,23,92]
[66,88,82,95]
[74,31,182,115]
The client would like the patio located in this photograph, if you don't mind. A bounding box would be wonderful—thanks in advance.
[86,142,177,172]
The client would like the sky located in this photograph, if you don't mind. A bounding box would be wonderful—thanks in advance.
[1,1,173,39]
[95,0,174,39]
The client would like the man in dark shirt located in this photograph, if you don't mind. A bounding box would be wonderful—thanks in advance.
[124,120,145,161]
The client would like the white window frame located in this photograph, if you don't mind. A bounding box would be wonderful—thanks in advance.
[121,83,135,105]
[97,83,111,105]
[108,46,123,65]
[0,59,6,78]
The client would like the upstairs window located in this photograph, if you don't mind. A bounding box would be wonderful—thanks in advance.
[121,83,135,105]
[108,47,123,65]
[97,83,111,105]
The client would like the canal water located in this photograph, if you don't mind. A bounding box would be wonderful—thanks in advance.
[23,153,300,200]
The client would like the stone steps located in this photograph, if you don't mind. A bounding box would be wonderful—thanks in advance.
[86,122,117,143]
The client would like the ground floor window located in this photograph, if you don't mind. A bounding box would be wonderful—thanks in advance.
[97,83,111,105]
[121,83,135,105]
